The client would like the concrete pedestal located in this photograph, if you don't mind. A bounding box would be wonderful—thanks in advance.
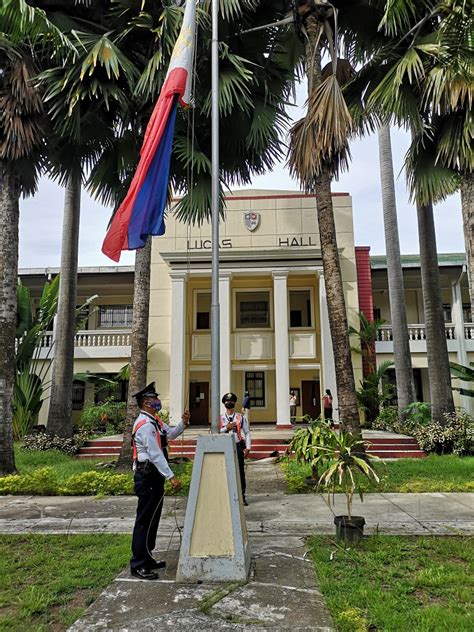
[176,434,251,582]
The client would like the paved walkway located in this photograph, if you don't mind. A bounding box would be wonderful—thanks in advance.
[1,462,472,630]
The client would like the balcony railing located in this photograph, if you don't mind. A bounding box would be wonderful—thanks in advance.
[39,329,131,348]
[377,324,456,342]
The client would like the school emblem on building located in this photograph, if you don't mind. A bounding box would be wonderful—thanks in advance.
[243,211,260,232]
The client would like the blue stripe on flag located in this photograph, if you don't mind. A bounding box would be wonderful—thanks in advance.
[127,100,178,250]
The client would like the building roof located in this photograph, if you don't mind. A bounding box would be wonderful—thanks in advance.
[370,253,467,269]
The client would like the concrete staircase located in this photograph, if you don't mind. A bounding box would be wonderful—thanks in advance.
[77,432,425,460]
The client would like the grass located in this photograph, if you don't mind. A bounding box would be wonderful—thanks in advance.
[14,447,115,479]
[283,455,474,493]
[309,535,474,632]
[0,534,131,632]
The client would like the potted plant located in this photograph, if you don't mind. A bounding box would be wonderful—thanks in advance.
[316,430,379,544]
[288,418,333,486]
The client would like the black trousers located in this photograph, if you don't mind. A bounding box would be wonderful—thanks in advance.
[130,467,165,571]
[236,441,246,498]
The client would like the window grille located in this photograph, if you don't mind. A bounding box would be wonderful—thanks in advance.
[245,371,265,407]
[98,305,133,328]
[72,380,85,410]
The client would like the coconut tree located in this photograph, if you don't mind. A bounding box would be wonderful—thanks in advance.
[0,40,45,473]
[287,1,361,433]
[349,0,472,424]
[461,173,474,321]
[378,124,416,415]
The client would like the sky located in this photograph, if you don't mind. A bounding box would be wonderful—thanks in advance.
[19,101,464,270]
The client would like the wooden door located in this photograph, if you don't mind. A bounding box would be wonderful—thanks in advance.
[188,382,209,426]
[302,380,321,420]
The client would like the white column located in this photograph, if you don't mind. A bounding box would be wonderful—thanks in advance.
[319,272,338,420]
[273,271,290,426]
[169,271,187,424]
[452,275,472,414]
[219,271,232,396]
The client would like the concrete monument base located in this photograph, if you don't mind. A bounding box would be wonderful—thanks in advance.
[176,434,250,582]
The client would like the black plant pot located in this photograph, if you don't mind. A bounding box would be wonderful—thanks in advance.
[334,515,365,544]
[304,476,319,487]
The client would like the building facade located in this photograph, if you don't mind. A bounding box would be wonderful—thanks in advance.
[21,189,471,427]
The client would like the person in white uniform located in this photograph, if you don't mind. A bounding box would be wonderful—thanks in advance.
[130,382,190,580]
[219,392,251,506]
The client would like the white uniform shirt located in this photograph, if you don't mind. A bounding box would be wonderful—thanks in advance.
[132,411,186,479]
[219,412,251,450]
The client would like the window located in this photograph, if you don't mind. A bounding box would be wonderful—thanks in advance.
[95,376,129,404]
[196,292,211,330]
[245,371,265,407]
[373,307,381,321]
[72,380,86,410]
[98,305,133,328]
[442,303,452,323]
[463,304,472,323]
[236,291,270,328]
[289,290,312,327]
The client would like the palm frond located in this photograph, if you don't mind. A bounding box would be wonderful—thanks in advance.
[288,73,353,190]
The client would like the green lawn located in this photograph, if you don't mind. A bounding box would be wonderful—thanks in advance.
[0,534,131,632]
[14,447,115,478]
[283,455,474,493]
[310,535,474,632]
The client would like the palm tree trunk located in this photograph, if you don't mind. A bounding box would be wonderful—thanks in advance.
[0,161,18,474]
[47,173,81,438]
[416,200,455,423]
[461,173,474,321]
[116,238,151,470]
[378,125,416,415]
[305,18,360,433]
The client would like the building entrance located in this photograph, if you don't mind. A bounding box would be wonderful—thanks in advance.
[189,382,209,425]
[302,380,321,420]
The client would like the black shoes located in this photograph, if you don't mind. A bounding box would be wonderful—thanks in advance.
[243,497,249,506]
[131,567,159,580]
[148,559,167,570]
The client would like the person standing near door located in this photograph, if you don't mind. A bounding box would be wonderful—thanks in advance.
[220,392,251,505]
[241,390,251,422]
[289,390,297,424]
[322,389,334,427]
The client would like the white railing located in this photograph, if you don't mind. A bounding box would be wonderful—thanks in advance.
[465,325,474,340]
[39,329,131,348]
[377,324,456,342]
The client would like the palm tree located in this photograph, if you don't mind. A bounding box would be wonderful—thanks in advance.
[0,40,44,473]
[288,2,361,433]
[344,0,472,424]
[378,124,416,415]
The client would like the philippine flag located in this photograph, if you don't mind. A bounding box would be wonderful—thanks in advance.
[102,0,196,262]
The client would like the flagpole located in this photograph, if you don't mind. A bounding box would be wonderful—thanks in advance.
[210,0,220,433]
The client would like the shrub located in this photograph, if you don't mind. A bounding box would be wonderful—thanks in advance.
[0,467,59,495]
[21,432,87,456]
[78,398,126,434]
[60,471,133,495]
[414,411,473,456]
[373,406,399,431]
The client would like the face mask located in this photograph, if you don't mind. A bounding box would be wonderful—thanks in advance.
[149,399,162,412]
[224,401,234,409]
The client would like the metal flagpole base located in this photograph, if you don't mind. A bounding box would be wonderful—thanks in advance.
[176,435,251,582]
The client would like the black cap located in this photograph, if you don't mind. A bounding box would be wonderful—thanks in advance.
[222,392,237,405]
[133,382,159,402]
